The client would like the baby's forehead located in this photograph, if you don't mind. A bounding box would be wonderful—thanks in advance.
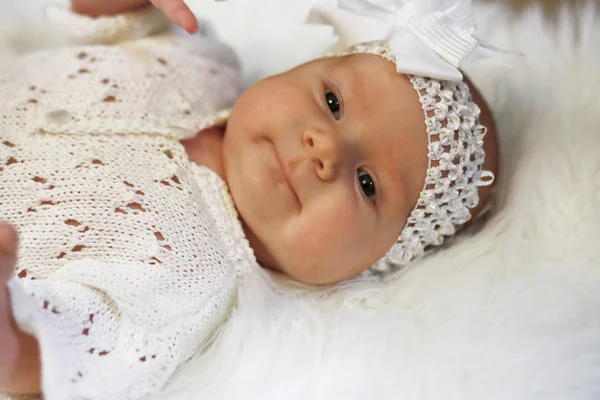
[319,54,425,134]
[323,54,417,105]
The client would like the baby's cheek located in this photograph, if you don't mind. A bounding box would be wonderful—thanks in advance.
[304,206,361,253]
[281,204,382,283]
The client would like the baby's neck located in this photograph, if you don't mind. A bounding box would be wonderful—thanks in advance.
[181,127,277,272]
[180,127,227,180]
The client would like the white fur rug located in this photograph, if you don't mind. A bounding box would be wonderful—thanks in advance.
[2,1,600,399]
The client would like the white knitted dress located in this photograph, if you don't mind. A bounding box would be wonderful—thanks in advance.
[0,6,256,400]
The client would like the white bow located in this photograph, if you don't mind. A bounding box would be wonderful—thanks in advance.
[309,0,486,81]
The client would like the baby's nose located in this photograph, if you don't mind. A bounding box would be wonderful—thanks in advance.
[301,128,342,182]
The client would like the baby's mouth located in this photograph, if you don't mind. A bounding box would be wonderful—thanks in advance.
[268,140,301,207]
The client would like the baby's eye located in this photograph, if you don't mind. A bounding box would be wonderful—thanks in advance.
[357,169,376,201]
[325,91,341,120]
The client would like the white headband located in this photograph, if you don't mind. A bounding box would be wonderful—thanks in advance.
[309,0,496,274]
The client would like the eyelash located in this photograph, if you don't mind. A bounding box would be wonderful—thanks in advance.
[357,168,377,202]
[322,85,377,203]
[323,86,342,121]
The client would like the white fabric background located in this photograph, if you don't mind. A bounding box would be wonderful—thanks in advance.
[1,0,600,399]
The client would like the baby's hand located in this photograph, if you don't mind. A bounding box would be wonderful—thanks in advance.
[149,0,199,34]
[0,223,41,395]
[0,223,18,369]
[0,223,17,286]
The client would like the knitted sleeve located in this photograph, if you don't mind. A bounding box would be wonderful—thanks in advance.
[44,4,171,45]
[2,148,240,400]
[1,5,241,141]
[43,3,239,71]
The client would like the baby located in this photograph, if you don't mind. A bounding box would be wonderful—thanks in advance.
[0,0,498,398]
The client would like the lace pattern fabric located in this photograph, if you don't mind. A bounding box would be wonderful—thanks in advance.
[0,6,256,400]
[381,76,493,269]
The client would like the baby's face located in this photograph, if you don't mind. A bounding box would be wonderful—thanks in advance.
[223,54,429,285]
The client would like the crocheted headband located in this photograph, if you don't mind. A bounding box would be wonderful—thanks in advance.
[310,0,496,274]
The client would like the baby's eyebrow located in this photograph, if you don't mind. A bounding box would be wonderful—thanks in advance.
[330,57,352,83]
[328,58,363,107]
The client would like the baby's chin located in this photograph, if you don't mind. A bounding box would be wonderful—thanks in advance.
[277,262,366,285]
[264,239,380,285]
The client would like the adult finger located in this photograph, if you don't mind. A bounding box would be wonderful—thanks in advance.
[151,0,199,34]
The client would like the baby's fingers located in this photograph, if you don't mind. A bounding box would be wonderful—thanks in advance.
[150,0,198,34]
[0,223,17,283]
[0,224,17,257]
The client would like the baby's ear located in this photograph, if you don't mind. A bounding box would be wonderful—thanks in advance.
[461,75,499,227]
